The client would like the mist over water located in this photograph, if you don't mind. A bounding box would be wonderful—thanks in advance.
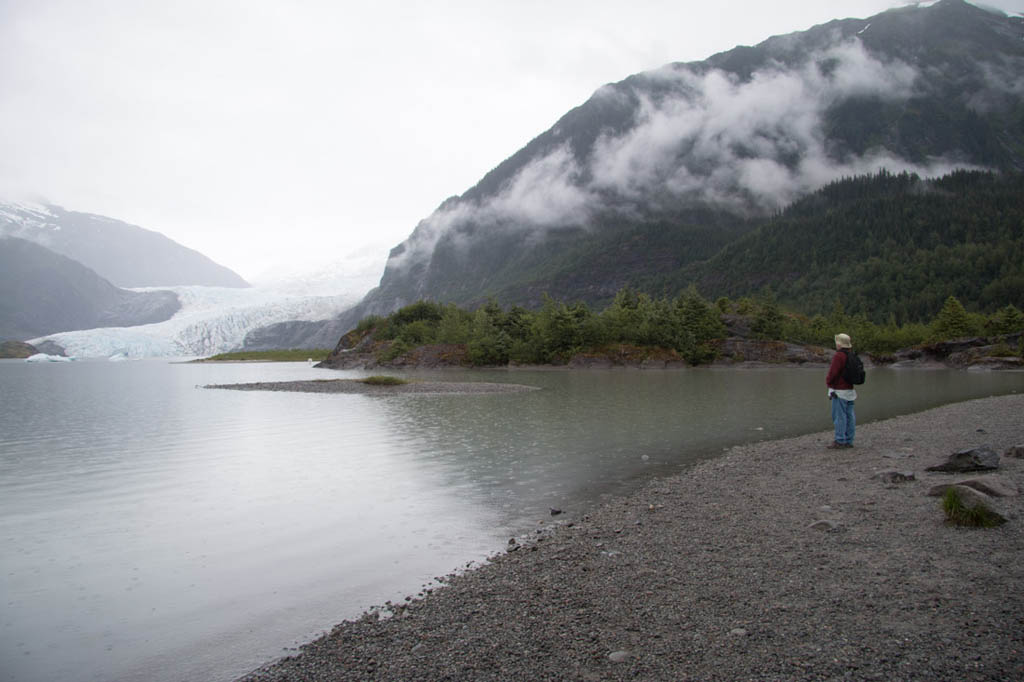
[1,360,1021,682]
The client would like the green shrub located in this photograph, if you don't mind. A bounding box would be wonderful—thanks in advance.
[987,304,1024,335]
[941,488,1004,528]
[930,296,980,341]
[989,341,1015,358]
[355,315,384,333]
[377,339,411,362]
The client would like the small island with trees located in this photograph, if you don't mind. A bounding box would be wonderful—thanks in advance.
[316,290,1024,371]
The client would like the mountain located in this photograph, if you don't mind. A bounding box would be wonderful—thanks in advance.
[240,316,352,351]
[0,236,180,341]
[0,201,249,288]
[333,0,1023,330]
[677,169,1024,323]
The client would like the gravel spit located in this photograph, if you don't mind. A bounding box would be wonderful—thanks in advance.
[240,394,1024,681]
[204,379,539,395]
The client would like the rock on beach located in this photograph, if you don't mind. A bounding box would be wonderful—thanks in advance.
[240,394,1024,682]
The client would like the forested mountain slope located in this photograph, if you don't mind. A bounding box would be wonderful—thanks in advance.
[673,170,1024,323]
[345,0,1023,323]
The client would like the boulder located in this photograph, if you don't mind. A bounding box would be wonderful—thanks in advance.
[925,446,1000,473]
[927,475,1019,498]
[954,353,1024,370]
[888,333,1022,369]
[713,338,830,365]
[871,470,916,484]
[1005,445,1024,459]
[942,484,1008,525]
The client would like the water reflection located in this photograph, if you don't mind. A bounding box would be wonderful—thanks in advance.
[370,366,1024,523]
[0,360,1021,682]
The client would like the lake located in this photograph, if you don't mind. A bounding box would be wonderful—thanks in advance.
[1,359,1022,682]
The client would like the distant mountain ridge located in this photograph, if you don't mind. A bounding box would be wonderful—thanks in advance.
[327,0,1023,330]
[0,201,249,288]
[0,236,181,341]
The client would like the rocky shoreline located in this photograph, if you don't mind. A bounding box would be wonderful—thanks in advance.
[239,393,1024,681]
[318,332,1024,372]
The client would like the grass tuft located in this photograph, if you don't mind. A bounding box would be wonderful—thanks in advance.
[359,375,408,386]
[941,488,1005,528]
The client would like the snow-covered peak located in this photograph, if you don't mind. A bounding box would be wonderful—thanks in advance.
[0,200,61,238]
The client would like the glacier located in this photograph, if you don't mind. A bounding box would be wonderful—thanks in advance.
[28,285,360,358]
[25,353,75,362]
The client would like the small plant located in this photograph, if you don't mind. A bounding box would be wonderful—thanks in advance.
[941,488,1004,528]
[989,341,1015,358]
[359,375,408,386]
[355,315,384,333]
[376,339,411,363]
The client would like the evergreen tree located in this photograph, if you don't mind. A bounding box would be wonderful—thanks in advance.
[930,296,975,340]
[987,304,1024,335]
[751,289,784,340]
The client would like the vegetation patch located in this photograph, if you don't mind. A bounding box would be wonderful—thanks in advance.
[941,488,1005,528]
[198,349,331,362]
[671,171,1024,326]
[0,341,38,359]
[359,375,409,386]
[330,285,1022,369]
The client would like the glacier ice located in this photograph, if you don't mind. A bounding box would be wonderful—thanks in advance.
[26,353,75,363]
[28,285,359,359]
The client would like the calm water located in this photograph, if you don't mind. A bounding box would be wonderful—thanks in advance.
[1,360,1021,682]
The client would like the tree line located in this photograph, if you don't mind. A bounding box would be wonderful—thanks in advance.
[355,289,1024,366]
[664,170,1024,324]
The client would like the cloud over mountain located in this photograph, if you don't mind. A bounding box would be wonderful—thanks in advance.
[390,29,990,274]
[317,0,1024,334]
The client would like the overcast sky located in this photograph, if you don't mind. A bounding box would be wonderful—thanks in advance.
[1,0,1021,282]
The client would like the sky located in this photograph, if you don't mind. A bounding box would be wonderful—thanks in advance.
[1,0,1022,283]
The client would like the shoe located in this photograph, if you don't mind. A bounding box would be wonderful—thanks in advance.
[827,441,845,449]
[844,443,854,448]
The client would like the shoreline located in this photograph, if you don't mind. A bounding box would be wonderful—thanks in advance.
[240,393,1024,681]
[203,379,540,395]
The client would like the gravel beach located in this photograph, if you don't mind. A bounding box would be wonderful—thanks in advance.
[204,379,540,395]
[240,393,1024,681]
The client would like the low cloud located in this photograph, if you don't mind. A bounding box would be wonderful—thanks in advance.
[389,37,987,272]
[590,38,923,212]
[387,145,594,271]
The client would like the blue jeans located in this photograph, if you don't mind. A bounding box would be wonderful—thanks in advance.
[831,396,855,445]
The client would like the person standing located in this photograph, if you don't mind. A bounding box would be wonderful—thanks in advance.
[826,333,856,449]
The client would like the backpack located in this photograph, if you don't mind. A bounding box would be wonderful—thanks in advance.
[841,348,866,385]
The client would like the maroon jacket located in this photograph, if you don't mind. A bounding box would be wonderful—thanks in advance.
[826,350,854,390]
